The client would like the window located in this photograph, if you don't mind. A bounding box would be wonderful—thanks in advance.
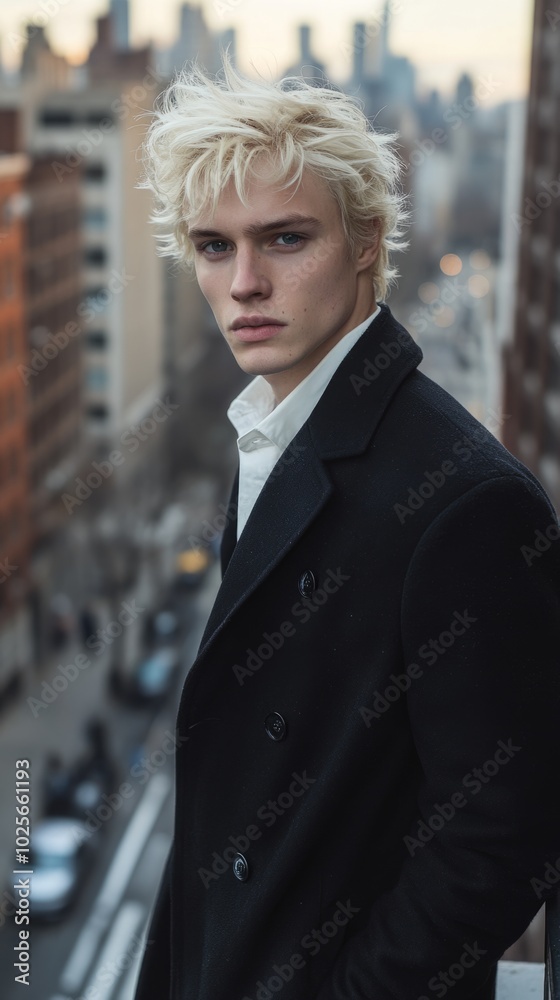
[87,404,109,421]
[84,112,113,128]
[84,246,107,267]
[86,367,109,390]
[85,287,109,312]
[7,388,16,423]
[86,331,108,350]
[3,260,15,299]
[10,507,19,542]
[83,207,107,228]
[84,164,106,182]
[40,110,75,127]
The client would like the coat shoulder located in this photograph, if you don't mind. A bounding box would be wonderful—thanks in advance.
[379,366,556,517]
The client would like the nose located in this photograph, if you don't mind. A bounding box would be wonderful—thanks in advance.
[230,245,272,301]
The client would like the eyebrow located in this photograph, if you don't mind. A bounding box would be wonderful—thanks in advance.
[187,214,323,241]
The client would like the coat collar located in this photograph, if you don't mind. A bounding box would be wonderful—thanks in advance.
[197,304,423,660]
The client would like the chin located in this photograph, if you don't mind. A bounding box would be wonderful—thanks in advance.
[232,348,299,377]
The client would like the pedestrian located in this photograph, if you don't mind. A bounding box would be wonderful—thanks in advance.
[42,753,72,817]
[134,54,560,1000]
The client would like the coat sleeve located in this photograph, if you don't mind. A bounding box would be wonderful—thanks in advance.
[133,845,173,1000]
[315,473,560,999]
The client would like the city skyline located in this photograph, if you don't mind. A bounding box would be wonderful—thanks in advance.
[0,0,533,101]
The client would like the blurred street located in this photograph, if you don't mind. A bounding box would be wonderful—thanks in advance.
[0,558,221,1000]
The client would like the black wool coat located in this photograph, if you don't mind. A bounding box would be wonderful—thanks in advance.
[134,303,560,1000]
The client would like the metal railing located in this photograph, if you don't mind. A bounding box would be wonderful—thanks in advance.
[496,896,560,999]
[545,893,560,999]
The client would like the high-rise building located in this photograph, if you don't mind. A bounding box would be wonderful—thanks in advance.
[110,0,130,50]
[502,0,560,512]
[88,14,150,82]
[25,156,83,542]
[0,153,33,702]
[163,3,218,77]
[283,25,326,85]
[22,82,164,448]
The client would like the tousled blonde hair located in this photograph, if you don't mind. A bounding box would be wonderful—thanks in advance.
[140,53,409,300]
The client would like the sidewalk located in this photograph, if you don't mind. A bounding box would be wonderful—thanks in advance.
[0,560,221,881]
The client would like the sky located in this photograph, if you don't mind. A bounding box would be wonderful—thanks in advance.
[0,0,534,102]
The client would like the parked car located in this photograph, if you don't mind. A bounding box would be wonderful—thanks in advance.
[175,545,213,587]
[29,818,93,921]
[128,646,180,704]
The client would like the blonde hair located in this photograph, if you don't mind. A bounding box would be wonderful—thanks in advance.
[140,53,409,300]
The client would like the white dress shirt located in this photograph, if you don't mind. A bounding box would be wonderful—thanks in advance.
[226,306,381,540]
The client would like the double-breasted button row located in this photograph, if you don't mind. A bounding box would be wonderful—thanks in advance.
[298,569,316,597]
[264,711,287,741]
[232,852,249,881]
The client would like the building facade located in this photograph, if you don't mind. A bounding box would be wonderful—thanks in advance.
[502,0,560,511]
[0,154,33,701]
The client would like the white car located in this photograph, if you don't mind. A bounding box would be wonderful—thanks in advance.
[29,817,92,920]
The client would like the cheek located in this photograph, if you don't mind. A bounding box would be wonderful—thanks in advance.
[195,266,220,305]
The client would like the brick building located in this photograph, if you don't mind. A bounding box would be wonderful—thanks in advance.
[502,0,560,512]
[0,153,33,700]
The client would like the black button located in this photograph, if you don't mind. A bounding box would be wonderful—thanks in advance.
[298,569,316,597]
[264,711,287,741]
[232,852,249,881]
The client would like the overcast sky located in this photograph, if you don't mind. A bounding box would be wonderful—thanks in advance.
[0,0,533,101]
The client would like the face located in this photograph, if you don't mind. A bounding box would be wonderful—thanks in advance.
[189,163,379,403]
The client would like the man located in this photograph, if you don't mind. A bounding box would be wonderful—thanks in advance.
[135,55,560,1000]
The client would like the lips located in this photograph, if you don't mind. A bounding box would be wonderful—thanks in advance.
[231,316,285,331]
[231,316,287,342]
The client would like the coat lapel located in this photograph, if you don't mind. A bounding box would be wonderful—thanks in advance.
[196,304,423,661]
[199,425,333,654]
[219,464,239,578]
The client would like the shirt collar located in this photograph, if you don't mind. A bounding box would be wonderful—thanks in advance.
[227,305,381,452]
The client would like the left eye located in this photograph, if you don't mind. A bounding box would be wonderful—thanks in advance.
[276,233,302,246]
[204,241,229,253]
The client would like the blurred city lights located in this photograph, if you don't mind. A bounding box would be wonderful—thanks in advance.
[468,275,491,298]
[434,307,456,328]
[439,254,463,276]
[418,282,440,304]
[469,249,492,270]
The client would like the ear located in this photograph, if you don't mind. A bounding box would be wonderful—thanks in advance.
[356,219,380,273]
